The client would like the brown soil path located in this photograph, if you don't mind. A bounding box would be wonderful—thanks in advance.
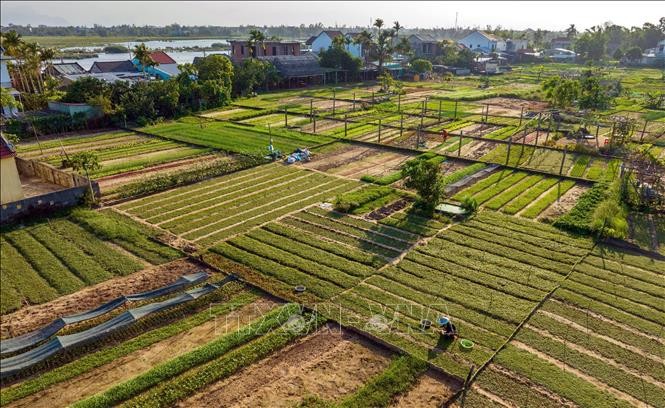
[7,299,280,408]
[177,324,393,408]
[0,259,207,338]
[390,369,459,407]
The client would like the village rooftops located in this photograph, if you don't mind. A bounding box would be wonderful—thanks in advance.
[258,53,336,78]
[89,60,138,73]
[148,50,177,65]
[45,62,86,76]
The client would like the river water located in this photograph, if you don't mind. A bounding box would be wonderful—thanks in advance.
[58,38,232,69]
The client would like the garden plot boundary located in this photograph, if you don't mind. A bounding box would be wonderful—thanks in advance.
[440,239,599,408]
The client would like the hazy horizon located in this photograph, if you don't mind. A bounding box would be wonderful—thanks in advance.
[0,1,659,32]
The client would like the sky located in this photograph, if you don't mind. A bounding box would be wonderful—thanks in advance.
[0,1,659,31]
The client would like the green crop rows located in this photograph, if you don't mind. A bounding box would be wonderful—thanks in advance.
[0,210,177,314]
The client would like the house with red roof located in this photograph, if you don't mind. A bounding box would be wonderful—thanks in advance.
[132,50,181,79]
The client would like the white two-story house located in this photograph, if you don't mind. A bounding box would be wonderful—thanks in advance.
[306,31,362,58]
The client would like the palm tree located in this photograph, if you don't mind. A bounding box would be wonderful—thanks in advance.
[374,18,384,36]
[22,42,41,93]
[354,30,373,72]
[2,31,29,93]
[566,24,578,39]
[133,43,156,78]
[39,47,56,92]
[394,37,412,61]
[332,35,346,49]
[247,29,266,58]
[376,29,395,72]
[393,21,403,45]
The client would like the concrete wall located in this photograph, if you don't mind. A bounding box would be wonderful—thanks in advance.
[1,184,99,224]
[15,157,89,188]
[0,157,24,204]
[47,101,102,119]
[1,157,99,224]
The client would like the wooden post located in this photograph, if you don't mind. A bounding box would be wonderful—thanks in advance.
[284,107,288,127]
[640,120,648,142]
[332,90,336,116]
[454,100,459,120]
[353,92,356,111]
[313,112,317,133]
[458,130,463,157]
[535,113,541,145]
[372,91,375,103]
[438,99,442,121]
[460,365,475,408]
[485,103,490,123]
[378,119,382,143]
[398,93,401,111]
[559,146,567,176]
[344,114,348,138]
[506,138,512,166]
[420,113,424,129]
[400,114,404,138]
[518,106,524,127]
[595,123,600,148]
[520,127,527,156]
[309,99,313,123]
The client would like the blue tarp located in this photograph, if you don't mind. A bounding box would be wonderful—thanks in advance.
[0,275,235,378]
[0,272,209,355]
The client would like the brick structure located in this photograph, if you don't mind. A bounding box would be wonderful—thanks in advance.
[229,40,301,63]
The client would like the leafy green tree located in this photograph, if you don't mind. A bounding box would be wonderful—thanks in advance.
[319,47,362,77]
[542,77,580,108]
[624,46,643,62]
[232,58,279,96]
[62,77,110,103]
[69,151,101,204]
[401,158,443,212]
[612,48,624,60]
[460,195,478,213]
[194,55,234,108]
[566,24,578,39]
[1,87,22,112]
[575,27,607,60]
[410,59,432,74]
[147,80,180,117]
[578,70,612,110]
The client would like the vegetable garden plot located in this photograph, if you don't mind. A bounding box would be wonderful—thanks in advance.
[0,210,178,315]
[120,165,362,248]
[139,118,334,154]
[324,211,592,381]
[17,130,211,179]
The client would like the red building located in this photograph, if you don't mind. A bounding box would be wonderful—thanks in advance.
[229,40,301,63]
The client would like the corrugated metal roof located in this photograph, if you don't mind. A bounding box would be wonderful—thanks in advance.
[90,60,138,73]
[48,63,86,76]
[258,53,332,77]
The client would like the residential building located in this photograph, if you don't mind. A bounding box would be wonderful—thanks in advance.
[90,60,139,74]
[504,39,529,53]
[132,50,180,80]
[229,40,300,63]
[257,53,345,88]
[458,31,503,53]
[0,135,23,205]
[542,48,577,61]
[307,31,362,58]
[550,37,572,50]
[44,62,86,78]
[640,40,665,67]
[407,34,441,59]
[1,46,20,116]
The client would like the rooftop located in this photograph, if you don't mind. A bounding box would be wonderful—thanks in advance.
[149,51,177,65]
[90,60,138,73]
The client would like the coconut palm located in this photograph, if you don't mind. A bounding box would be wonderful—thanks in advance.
[247,29,266,58]
[133,43,156,78]
[354,30,374,70]
[566,24,578,39]
[374,18,384,35]
[2,31,30,93]
[376,29,395,72]
[393,21,403,45]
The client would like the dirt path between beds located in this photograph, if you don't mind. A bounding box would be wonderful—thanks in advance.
[0,259,211,338]
[389,369,459,407]
[177,324,393,407]
[7,299,280,408]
